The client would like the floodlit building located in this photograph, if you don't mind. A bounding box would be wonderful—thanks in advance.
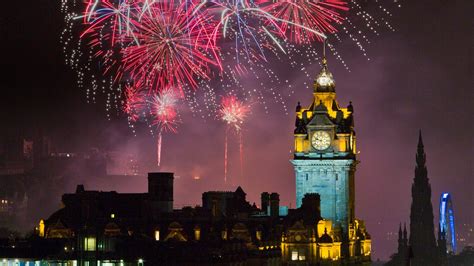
[291,55,371,263]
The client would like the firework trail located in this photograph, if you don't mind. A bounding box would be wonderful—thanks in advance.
[149,88,180,166]
[219,95,250,183]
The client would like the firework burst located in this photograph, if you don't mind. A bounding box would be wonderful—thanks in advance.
[150,88,180,133]
[80,0,137,45]
[59,0,403,171]
[122,0,221,94]
[260,0,349,44]
[220,95,250,131]
[123,82,145,122]
[149,87,180,166]
[219,95,250,183]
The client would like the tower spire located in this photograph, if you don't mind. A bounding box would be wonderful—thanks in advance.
[322,38,327,66]
[416,130,426,169]
[399,223,403,239]
[403,223,407,240]
[418,130,424,148]
[314,40,335,92]
[409,131,437,265]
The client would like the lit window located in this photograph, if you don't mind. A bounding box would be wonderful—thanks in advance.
[194,228,201,241]
[291,251,298,261]
[154,230,160,241]
[84,237,96,251]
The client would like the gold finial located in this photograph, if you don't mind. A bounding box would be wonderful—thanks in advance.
[322,38,327,66]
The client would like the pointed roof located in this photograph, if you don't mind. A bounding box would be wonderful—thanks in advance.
[235,186,246,196]
[418,130,424,148]
[307,101,334,127]
[416,130,426,168]
[314,57,336,93]
[319,228,333,243]
[398,223,403,239]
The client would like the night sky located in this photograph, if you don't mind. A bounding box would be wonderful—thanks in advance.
[1,0,472,260]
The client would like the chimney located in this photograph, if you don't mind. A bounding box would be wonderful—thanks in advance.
[261,192,270,215]
[270,193,280,217]
[148,172,174,214]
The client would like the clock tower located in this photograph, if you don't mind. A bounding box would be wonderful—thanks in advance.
[291,56,357,233]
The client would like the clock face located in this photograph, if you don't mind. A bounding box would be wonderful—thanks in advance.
[312,131,331,150]
[295,234,302,242]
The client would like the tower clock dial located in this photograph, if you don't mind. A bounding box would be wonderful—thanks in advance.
[312,131,331,150]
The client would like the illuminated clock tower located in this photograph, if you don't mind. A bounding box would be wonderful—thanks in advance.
[291,57,357,233]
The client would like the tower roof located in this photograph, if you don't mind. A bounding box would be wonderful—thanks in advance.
[416,130,426,168]
[320,228,333,243]
[314,57,336,93]
[418,130,424,148]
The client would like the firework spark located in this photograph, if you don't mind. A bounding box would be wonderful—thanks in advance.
[150,88,180,166]
[123,83,145,122]
[220,95,250,131]
[150,88,179,133]
[219,95,250,183]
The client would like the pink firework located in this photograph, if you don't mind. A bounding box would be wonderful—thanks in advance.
[123,83,144,122]
[219,95,250,131]
[122,0,221,94]
[150,88,179,133]
[219,95,250,184]
[150,88,180,166]
[260,0,349,44]
[81,0,137,45]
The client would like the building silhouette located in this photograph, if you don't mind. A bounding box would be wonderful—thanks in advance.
[386,132,447,266]
[0,171,372,265]
[409,132,441,265]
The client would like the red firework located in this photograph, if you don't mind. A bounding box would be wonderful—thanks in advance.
[150,87,180,166]
[259,0,349,44]
[121,0,221,94]
[123,83,144,122]
[82,0,137,45]
[150,88,179,133]
[219,95,250,131]
[219,95,250,183]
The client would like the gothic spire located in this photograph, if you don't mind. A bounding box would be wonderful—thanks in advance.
[409,131,438,265]
[418,130,424,147]
[399,223,403,240]
[403,223,407,241]
[416,130,426,168]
